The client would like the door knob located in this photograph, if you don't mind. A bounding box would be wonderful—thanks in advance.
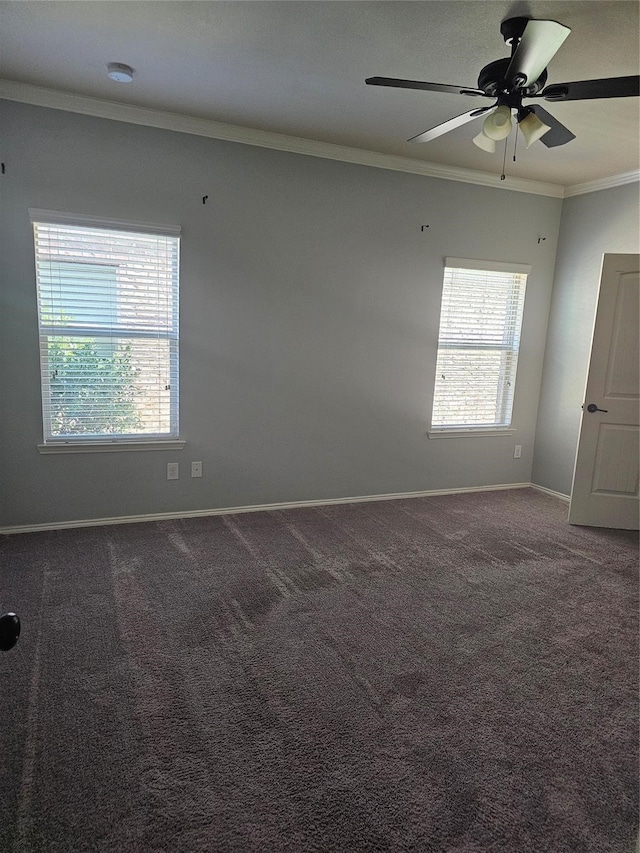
[586,403,608,413]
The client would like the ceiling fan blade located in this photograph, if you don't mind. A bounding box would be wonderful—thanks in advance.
[527,105,576,147]
[506,20,571,87]
[541,75,640,101]
[408,107,493,143]
[366,77,486,97]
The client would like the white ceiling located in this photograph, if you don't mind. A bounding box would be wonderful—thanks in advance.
[1,1,638,188]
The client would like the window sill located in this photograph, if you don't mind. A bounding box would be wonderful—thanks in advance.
[37,440,185,455]
[427,428,516,439]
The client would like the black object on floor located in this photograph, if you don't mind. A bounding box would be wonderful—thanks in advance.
[0,612,20,651]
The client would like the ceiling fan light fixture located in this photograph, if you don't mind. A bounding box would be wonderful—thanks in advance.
[518,109,552,147]
[472,130,497,153]
[482,104,513,140]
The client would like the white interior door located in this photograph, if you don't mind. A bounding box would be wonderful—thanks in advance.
[569,253,639,529]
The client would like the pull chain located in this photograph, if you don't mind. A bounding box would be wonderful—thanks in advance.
[500,135,508,180]
[513,124,519,162]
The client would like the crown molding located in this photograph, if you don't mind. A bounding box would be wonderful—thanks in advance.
[4,79,635,199]
[562,169,640,198]
[0,79,564,198]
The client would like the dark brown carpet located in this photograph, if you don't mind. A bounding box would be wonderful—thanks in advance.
[1,488,638,853]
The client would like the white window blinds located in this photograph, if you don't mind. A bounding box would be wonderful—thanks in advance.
[431,259,530,430]
[31,211,180,442]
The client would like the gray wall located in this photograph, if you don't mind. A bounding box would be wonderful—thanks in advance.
[532,183,640,496]
[0,100,562,527]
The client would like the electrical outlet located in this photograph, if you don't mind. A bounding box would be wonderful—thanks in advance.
[167,462,179,480]
[514,445,522,459]
[191,461,202,478]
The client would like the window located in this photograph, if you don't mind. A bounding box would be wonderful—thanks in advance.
[430,258,530,433]
[31,210,180,446]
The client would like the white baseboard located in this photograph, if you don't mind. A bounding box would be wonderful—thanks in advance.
[0,482,533,535]
[530,483,571,502]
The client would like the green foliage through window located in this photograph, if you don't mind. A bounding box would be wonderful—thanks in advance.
[48,337,142,435]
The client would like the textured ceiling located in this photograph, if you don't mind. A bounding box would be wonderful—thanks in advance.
[1,1,638,187]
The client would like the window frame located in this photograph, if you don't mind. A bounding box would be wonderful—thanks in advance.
[30,209,184,454]
[427,257,531,439]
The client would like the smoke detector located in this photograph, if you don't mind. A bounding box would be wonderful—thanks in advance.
[107,63,134,83]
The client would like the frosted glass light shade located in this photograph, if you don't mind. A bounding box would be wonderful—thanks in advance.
[473,131,497,153]
[518,111,552,147]
[482,105,513,140]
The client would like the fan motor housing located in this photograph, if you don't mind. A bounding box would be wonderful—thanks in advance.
[478,58,548,97]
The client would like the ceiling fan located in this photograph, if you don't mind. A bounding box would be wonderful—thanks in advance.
[366,17,640,152]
